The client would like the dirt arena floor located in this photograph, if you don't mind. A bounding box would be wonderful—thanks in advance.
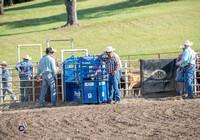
[0,95,200,140]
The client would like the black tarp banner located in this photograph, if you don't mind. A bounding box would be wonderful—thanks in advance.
[140,59,177,94]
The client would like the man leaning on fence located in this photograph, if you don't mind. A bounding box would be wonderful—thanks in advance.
[36,47,57,107]
[176,40,196,99]
[1,61,17,102]
[98,46,121,104]
[16,55,33,102]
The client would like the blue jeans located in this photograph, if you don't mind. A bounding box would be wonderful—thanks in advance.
[176,66,195,97]
[176,68,186,94]
[20,77,31,102]
[3,82,16,102]
[113,70,121,101]
[40,73,56,106]
[184,65,195,97]
[108,72,121,102]
[176,68,184,82]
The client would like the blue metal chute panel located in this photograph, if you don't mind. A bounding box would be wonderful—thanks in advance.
[64,55,80,82]
[82,82,98,103]
[63,55,82,102]
[98,81,108,103]
[65,82,81,102]
[65,68,75,82]
[79,56,95,79]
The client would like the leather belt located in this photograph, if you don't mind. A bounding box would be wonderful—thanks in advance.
[187,63,194,67]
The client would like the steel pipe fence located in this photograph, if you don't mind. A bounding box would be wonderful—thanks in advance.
[120,50,200,61]
[1,51,200,103]
[119,51,200,98]
[0,64,62,103]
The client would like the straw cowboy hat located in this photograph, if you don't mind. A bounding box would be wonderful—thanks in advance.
[0,61,8,66]
[184,40,193,46]
[104,46,115,52]
[45,47,57,53]
[22,55,32,60]
[180,40,193,49]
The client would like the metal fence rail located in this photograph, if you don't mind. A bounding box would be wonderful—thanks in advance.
[1,51,200,103]
[0,64,62,103]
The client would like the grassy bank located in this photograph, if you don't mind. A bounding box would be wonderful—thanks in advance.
[0,0,200,63]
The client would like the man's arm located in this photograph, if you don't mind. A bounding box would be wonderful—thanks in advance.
[177,50,189,66]
[36,60,42,79]
[97,51,107,62]
[15,62,21,73]
[50,57,57,78]
[113,54,120,75]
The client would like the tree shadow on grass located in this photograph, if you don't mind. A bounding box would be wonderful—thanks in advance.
[77,0,180,20]
[4,0,87,12]
[4,0,64,12]
[0,0,180,36]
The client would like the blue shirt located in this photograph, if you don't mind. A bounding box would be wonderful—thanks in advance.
[177,47,196,67]
[2,68,11,82]
[16,61,33,79]
[36,55,57,79]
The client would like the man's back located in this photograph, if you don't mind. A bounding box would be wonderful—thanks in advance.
[16,61,33,78]
[37,55,57,78]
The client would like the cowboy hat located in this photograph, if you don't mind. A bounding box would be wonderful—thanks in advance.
[45,47,57,53]
[22,55,32,60]
[0,61,8,66]
[104,46,115,52]
[184,40,193,46]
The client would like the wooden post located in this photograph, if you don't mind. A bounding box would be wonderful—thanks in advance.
[0,66,2,102]
[32,67,35,101]
[125,60,128,97]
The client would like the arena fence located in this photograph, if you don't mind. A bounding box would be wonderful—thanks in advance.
[0,50,200,103]
[120,50,200,98]
[0,63,62,103]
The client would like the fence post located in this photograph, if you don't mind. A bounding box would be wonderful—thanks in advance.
[61,51,64,101]
[124,60,128,97]
[32,67,35,101]
[194,67,197,96]
[0,66,2,102]
[128,56,130,72]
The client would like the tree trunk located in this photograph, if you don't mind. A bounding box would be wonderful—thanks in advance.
[0,0,4,15]
[8,0,14,6]
[65,0,79,26]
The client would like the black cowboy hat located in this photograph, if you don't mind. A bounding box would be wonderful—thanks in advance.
[45,47,56,53]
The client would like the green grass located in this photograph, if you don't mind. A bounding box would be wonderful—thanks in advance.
[0,0,200,63]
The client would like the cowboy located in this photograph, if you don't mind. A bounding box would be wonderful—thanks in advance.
[98,46,121,103]
[176,40,196,99]
[1,61,16,102]
[16,55,33,102]
[42,47,59,103]
[36,47,57,107]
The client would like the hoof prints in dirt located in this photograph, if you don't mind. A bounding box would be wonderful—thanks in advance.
[0,99,200,139]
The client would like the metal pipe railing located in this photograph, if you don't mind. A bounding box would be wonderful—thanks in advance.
[17,44,42,63]
[60,49,88,101]
[47,38,74,55]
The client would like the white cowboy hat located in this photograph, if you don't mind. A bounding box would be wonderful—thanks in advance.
[22,55,32,60]
[104,46,115,52]
[0,61,8,66]
[184,40,193,46]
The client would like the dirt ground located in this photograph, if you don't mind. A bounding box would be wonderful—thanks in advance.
[0,95,200,140]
